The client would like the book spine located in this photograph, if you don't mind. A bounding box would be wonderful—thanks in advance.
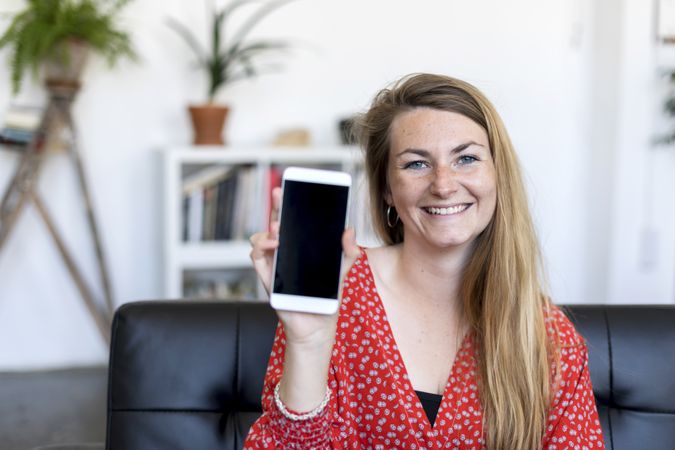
[187,189,204,241]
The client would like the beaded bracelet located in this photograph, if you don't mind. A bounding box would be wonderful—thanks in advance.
[273,382,331,421]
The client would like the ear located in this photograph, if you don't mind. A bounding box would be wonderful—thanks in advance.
[383,170,393,205]
[384,186,392,206]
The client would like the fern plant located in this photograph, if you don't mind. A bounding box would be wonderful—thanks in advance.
[0,0,136,94]
[167,0,295,104]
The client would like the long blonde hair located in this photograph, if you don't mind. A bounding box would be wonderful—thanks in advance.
[354,73,554,449]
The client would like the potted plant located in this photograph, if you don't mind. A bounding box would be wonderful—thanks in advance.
[0,0,136,94]
[167,0,295,146]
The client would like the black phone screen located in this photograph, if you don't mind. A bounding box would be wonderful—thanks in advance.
[272,179,349,299]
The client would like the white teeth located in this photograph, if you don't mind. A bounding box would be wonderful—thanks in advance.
[426,204,469,215]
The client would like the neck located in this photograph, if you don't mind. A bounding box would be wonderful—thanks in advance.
[393,238,473,310]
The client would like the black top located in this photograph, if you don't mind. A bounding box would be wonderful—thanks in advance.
[415,390,443,426]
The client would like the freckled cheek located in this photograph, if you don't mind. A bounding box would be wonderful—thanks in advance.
[389,173,425,192]
[465,174,494,194]
[464,172,497,210]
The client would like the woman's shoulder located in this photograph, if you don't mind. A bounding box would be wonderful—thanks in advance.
[544,303,585,349]
[362,245,398,262]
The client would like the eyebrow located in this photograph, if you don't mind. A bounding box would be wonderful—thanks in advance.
[395,141,485,158]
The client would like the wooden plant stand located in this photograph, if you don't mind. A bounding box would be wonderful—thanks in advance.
[0,80,114,343]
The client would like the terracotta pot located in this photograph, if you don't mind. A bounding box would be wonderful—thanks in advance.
[188,105,230,146]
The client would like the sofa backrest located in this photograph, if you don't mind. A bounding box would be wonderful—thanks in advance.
[106,301,675,450]
[106,301,277,450]
[565,305,675,450]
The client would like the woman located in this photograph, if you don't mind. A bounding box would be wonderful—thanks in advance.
[245,73,605,449]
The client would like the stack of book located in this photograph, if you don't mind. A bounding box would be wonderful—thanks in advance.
[0,105,42,147]
[182,165,262,241]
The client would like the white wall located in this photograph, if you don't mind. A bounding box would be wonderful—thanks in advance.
[607,0,675,303]
[0,0,672,370]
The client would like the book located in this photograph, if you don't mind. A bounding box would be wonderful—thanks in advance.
[0,127,34,143]
[186,188,204,241]
[182,165,235,241]
[223,173,239,239]
[232,167,253,240]
[214,175,237,240]
[182,165,233,195]
[202,184,218,240]
[2,105,42,130]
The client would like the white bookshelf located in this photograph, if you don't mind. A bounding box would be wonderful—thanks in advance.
[162,146,369,300]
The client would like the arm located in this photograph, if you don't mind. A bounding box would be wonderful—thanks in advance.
[244,187,360,449]
[243,323,336,449]
[542,343,606,449]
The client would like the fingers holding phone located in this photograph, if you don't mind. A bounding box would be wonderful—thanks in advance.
[249,187,282,295]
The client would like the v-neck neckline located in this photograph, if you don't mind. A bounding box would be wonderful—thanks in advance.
[359,250,474,441]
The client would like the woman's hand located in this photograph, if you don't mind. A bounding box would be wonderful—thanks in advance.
[250,186,360,412]
[249,186,361,344]
[249,187,283,296]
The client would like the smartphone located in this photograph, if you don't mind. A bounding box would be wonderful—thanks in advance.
[270,167,351,314]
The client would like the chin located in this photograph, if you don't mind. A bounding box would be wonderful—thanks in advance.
[427,236,474,250]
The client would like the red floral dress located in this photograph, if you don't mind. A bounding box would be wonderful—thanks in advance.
[244,251,605,449]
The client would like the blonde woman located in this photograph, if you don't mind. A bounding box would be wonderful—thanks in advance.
[246,73,605,449]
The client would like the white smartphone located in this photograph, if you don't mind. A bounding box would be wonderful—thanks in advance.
[269,167,352,314]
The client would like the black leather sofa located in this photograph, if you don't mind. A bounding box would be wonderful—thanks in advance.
[106,301,675,450]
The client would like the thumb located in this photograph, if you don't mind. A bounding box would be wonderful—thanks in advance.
[339,228,361,302]
[342,227,361,264]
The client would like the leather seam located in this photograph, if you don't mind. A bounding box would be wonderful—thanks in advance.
[110,409,229,414]
[234,305,242,449]
[105,307,123,449]
[235,304,241,411]
[604,309,614,450]
[609,405,675,415]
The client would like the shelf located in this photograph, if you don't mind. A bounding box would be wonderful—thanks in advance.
[164,146,362,165]
[177,240,252,269]
[162,145,367,300]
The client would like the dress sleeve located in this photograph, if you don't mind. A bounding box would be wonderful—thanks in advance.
[542,342,606,449]
[243,322,336,450]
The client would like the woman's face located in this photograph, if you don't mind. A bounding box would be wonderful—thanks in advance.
[386,107,497,250]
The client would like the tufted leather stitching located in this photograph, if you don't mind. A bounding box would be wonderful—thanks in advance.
[604,308,614,450]
[234,305,242,449]
[110,409,224,413]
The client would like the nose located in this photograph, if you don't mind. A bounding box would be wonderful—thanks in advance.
[429,165,459,197]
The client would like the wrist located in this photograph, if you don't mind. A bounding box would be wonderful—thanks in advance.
[276,379,330,417]
[280,338,334,412]
[283,324,336,350]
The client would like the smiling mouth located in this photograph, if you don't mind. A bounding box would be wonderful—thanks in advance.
[424,204,471,216]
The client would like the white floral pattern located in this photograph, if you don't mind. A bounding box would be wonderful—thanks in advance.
[245,252,605,449]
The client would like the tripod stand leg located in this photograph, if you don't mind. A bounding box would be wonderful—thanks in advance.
[0,97,63,250]
[31,192,111,343]
[0,150,44,252]
[0,184,30,253]
[0,157,27,221]
[61,107,115,317]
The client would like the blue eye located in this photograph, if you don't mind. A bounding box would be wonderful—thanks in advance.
[403,160,428,170]
[458,155,478,165]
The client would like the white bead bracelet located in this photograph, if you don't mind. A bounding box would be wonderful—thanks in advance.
[274,382,331,421]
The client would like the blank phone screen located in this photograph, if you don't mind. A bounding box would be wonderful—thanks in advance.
[273,180,349,299]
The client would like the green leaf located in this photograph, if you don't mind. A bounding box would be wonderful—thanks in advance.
[0,0,137,94]
[164,0,297,101]
[166,17,208,65]
[227,0,296,57]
